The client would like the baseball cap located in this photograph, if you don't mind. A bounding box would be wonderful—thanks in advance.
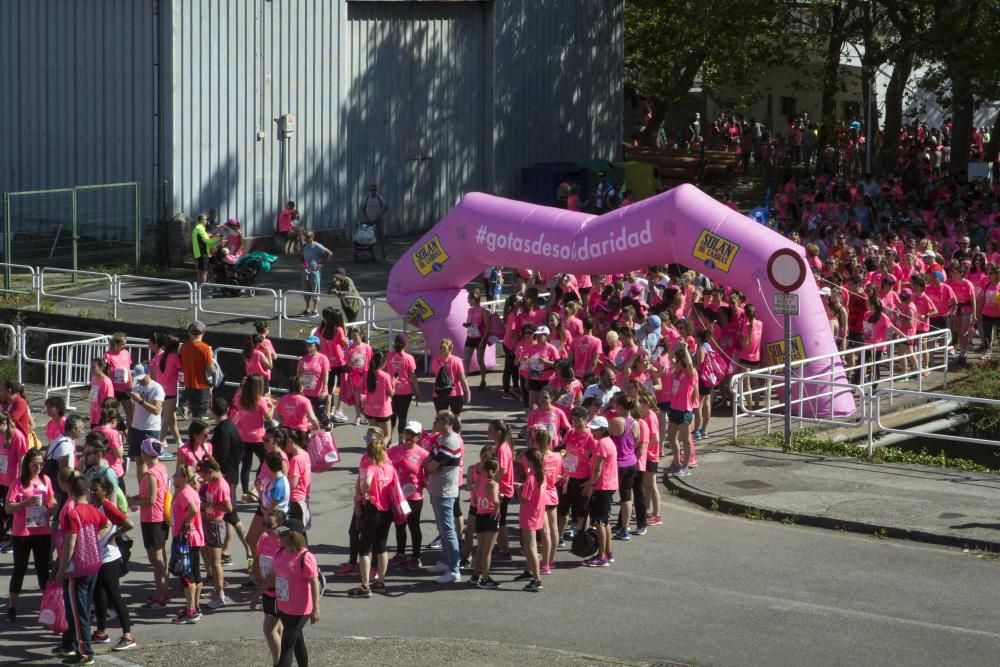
[132,364,147,380]
[403,421,423,435]
[276,518,306,535]
[818,287,832,296]
[900,287,913,299]
[188,321,207,333]
[534,326,550,336]
[922,250,937,258]
[304,335,321,345]
[588,416,609,430]
[646,314,662,328]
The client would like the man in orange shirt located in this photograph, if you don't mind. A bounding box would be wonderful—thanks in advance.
[180,321,214,419]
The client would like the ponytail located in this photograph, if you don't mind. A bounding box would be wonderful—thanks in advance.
[523,448,544,483]
[367,350,385,394]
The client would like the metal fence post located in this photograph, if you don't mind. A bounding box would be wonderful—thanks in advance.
[71,189,78,277]
[134,183,141,271]
[867,389,876,457]
[2,193,10,289]
[15,325,22,384]
[112,275,119,320]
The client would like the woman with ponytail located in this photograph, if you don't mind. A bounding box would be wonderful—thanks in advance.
[361,351,393,440]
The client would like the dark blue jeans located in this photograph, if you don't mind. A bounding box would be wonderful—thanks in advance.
[62,574,98,658]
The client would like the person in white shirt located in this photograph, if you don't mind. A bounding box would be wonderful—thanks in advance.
[360,184,390,260]
[127,364,169,483]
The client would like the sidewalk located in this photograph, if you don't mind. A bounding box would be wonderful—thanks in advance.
[667,443,1000,550]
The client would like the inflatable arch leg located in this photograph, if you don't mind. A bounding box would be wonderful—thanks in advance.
[387,184,855,418]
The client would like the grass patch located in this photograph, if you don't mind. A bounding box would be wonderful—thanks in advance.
[731,429,997,474]
[951,359,1000,438]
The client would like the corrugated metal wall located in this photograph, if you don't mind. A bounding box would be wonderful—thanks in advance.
[0,0,160,192]
[489,0,624,197]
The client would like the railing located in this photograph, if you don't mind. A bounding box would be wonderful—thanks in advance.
[212,347,300,394]
[44,335,108,403]
[731,328,952,439]
[117,275,195,313]
[196,283,280,321]
[0,263,41,309]
[40,267,116,314]
[0,323,19,382]
[872,387,1000,456]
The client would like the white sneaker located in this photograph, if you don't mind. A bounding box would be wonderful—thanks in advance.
[206,593,226,609]
[427,561,449,575]
[436,571,461,584]
[333,411,349,423]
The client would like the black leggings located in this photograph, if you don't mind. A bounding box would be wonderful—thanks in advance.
[277,611,310,667]
[633,469,647,529]
[358,504,393,557]
[9,533,51,595]
[394,498,423,557]
[502,345,517,393]
[390,395,414,440]
[94,559,131,634]
[348,513,360,565]
[241,441,266,494]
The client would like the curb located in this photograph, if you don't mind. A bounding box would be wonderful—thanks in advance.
[664,475,1000,552]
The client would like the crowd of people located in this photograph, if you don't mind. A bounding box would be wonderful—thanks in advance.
[4,116,1000,664]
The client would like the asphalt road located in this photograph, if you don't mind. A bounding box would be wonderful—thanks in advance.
[3,393,999,666]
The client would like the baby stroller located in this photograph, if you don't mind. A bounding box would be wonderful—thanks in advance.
[209,249,244,297]
[353,223,377,262]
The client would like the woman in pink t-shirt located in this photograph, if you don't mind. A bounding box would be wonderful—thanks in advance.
[128,438,170,607]
[89,358,115,427]
[946,263,977,361]
[0,410,29,492]
[638,393,663,526]
[342,328,373,426]
[297,336,331,429]
[387,335,420,443]
[350,428,397,598]
[43,396,67,448]
[521,327,560,414]
[361,351,394,439]
[104,334,134,422]
[462,288,490,391]
[151,335,182,446]
[527,389,571,450]
[256,520,320,664]
[196,456,232,609]
[387,424,429,569]
[234,375,273,502]
[92,401,126,483]
[282,431,313,529]
[176,420,213,470]
[315,309,348,419]
[5,450,55,619]
[275,376,320,434]
[516,447,547,592]
[486,419,516,559]
[979,266,1000,350]
[169,465,205,624]
[738,304,764,411]
[431,338,471,429]
[243,333,274,393]
[667,346,699,476]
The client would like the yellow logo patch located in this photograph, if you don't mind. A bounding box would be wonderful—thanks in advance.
[766,336,806,365]
[692,230,741,273]
[407,297,434,324]
[412,236,450,277]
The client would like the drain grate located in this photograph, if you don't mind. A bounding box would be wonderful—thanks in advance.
[743,459,792,468]
[727,479,773,490]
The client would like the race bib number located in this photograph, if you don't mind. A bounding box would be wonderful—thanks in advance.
[476,497,490,512]
[466,324,481,338]
[303,373,317,391]
[89,385,99,402]
[556,392,573,407]
[26,503,45,529]
[275,576,289,602]
[672,378,681,394]
[0,456,6,475]
[351,353,365,369]
[113,367,127,384]
[563,453,579,474]
[259,555,273,578]
[401,483,416,498]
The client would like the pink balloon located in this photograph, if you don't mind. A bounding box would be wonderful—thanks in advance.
[388,184,855,418]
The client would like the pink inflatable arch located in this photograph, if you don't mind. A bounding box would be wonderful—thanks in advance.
[387,184,855,418]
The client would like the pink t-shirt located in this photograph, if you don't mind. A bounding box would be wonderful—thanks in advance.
[465,305,488,340]
[652,353,673,404]
[361,370,393,418]
[925,283,956,317]
[495,442,515,498]
[388,444,429,501]
[518,471,547,531]
[593,436,619,491]
[0,428,28,486]
[140,463,169,523]
[635,419,650,473]
[364,460,397,512]
[570,334,602,379]
[643,412,661,463]
[314,327,347,368]
[203,476,231,521]
[669,369,700,411]
[297,353,330,398]
[256,449,289,493]
[523,342,559,382]
[177,441,213,468]
[276,394,312,432]
[740,319,764,363]
[235,397,270,444]
[527,407,570,449]
[245,349,271,380]
[863,312,892,347]
[104,349,132,392]
[46,417,66,444]
[273,548,319,615]
[5,474,53,536]
[949,279,975,306]
[155,352,181,397]
[170,485,205,547]
[346,343,373,375]
[562,429,594,480]
[386,351,417,396]
[913,292,936,332]
[255,532,282,596]
[92,425,125,478]
[542,452,563,506]
[431,355,466,397]
[982,282,1000,318]
[287,449,312,503]
[89,376,114,425]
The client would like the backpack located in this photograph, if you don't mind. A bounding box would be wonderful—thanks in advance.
[433,363,454,397]
[168,535,191,578]
[570,527,599,558]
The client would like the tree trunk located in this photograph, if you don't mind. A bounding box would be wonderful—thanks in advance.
[986,109,1000,163]
[949,71,975,177]
[818,3,848,154]
[880,47,915,175]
